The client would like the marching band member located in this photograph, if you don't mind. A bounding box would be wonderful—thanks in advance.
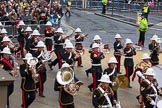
[0,47,17,108]
[20,53,37,108]
[49,27,64,69]
[124,38,136,88]
[139,68,159,108]
[0,36,11,51]
[103,57,118,100]
[149,35,160,66]
[92,74,121,108]
[0,28,8,42]
[74,28,88,67]
[132,53,152,107]
[54,63,83,108]
[61,42,80,69]
[17,20,26,58]
[113,34,123,74]
[44,21,54,51]
[88,43,105,92]
[32,41,47,97]
[85,35,102,77]
[27,29,40,54]
[24,26,32,52]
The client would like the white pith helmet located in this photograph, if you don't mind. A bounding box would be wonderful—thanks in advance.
[92,43,99,49]
[25,26,32,32]
[108,57,118,64]
[125,38,133,44]
[151,34,158,41]
[141,53,150,60]
[18,20,25,26]
[115,33,122,39]
[45,21,52,26]
[62,63,70,68]
[75,28,82,33]
[98,74,112,83]
[144,68,155,76]
[31,29,40,36]
[35,41,45,47]
[23,53,33,60]
[65,42,74,49]
[93,35,101,41]
[1,36,10,42]
[55,27,64,34]
[1,47,11,54]
[1,28,7,34]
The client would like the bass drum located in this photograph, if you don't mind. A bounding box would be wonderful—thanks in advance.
[157,99,162,108]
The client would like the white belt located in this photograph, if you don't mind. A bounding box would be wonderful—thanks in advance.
[75,42,83,44]
[45,37,53,39]
[147,94,157,97]
[92,64,101,66]
[101,105,110,108]
[54,43,64,45]
[125,56,133,59]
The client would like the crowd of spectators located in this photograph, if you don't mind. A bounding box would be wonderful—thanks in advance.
[0,0,63,26]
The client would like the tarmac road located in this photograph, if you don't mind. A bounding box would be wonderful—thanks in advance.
[10,9,162,108]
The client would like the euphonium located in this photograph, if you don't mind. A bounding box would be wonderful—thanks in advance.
[56,66,80,95]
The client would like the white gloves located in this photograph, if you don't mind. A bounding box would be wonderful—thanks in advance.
[150,100,156,105]
[116,104,121,108]
[136,71,145,79]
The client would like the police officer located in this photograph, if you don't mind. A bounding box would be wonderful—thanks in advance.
[65,0,72,16]
[142,3,150,22]
[113,34,123,74]
[24,26,32,52]
[138,14,148,47]
[149,35,160,66]
[32,41,47,97]
[20,53,37,108]
[124,38,136,88]
[92,74,121,108]
[88,43,105,92]
[44,21,54,51]
[49,27,64,69]
[74,28,88,67]
[54,63,82,108]
[0,47,17,108]
[140,68,159,108]
[103,57,118,100]
[101,0,107,14]
[17,20,26,58]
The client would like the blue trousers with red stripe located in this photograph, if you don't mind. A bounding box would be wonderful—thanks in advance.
[22,90,35,108]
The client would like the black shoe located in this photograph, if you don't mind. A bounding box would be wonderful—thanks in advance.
[39,94,45,97]
[85,70,89,77]
[88,85,93,92]
[78,65,83,67]
[128,85,132,88]
[48,64,53,70]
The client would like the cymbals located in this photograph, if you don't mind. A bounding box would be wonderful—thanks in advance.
[118,75,129,88]
[112,77,120,91]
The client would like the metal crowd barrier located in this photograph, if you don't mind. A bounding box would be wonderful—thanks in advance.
[1,18,61,39]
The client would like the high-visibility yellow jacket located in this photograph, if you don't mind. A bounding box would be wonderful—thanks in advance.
[102,0,107,5]
[139,18,148,32]
[67,1,72,7]
[142,6,149,13]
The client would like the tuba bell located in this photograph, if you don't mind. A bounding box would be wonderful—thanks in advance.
[56,63,82,95]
